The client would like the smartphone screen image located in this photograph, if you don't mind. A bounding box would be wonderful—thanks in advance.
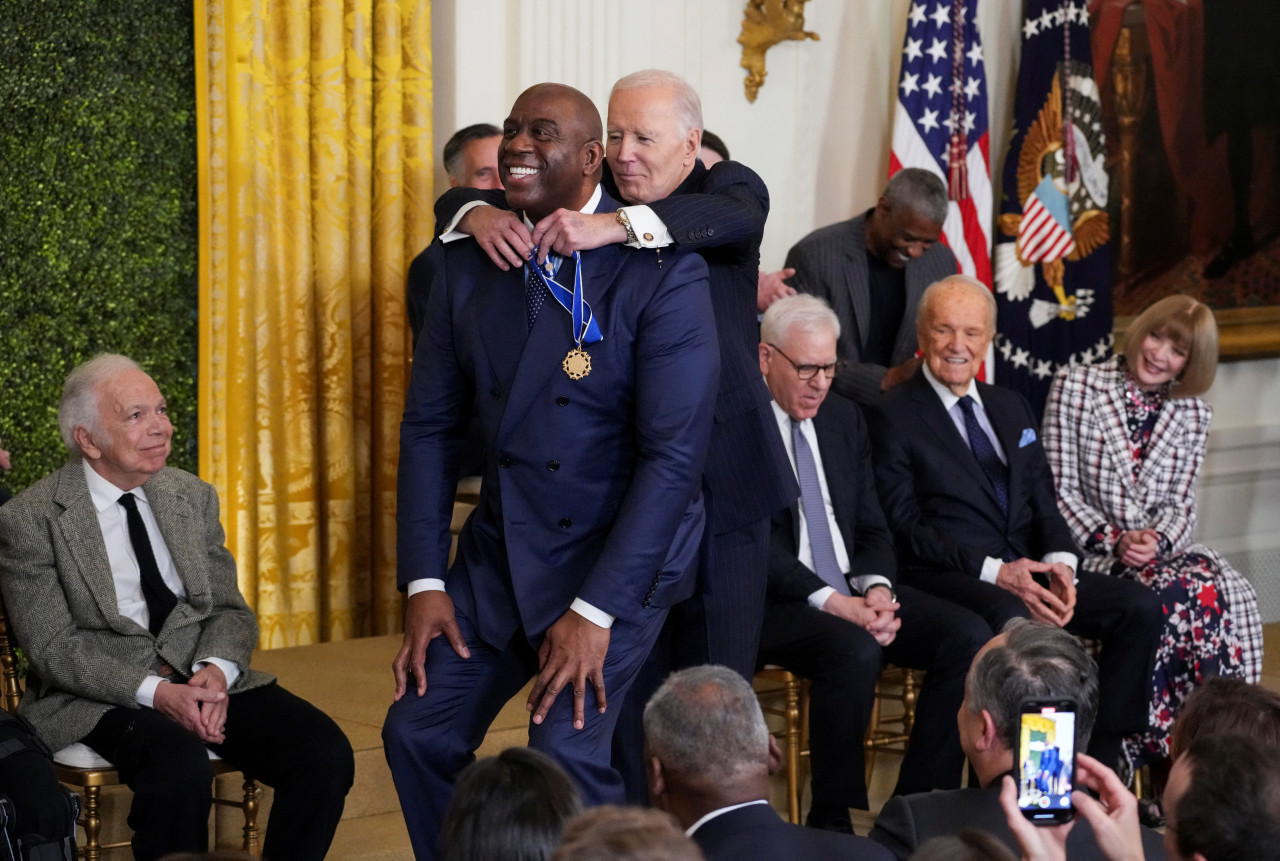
[1016,700,1076,825]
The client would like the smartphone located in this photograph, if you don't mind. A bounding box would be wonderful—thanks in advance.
[1014,699,1076,825]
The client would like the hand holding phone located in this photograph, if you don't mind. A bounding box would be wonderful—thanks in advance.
[1014,699,1077,826]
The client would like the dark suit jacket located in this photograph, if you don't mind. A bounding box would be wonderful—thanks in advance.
[0,464,274,751]
[693,803,894,861]
[865,372,1077,580]
[398,188,719,646]
[785,211,957,405]
[870,787,1167,861]
[427,159,795,536]
[768,396,895,603]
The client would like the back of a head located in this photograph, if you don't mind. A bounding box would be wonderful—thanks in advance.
[1169,676,1280,760]
[550,806,704,861]
[643,665,769,793]
[910,830,1017,861]
[440,747,582,861]
[967,620,1099,752]
[1173,733,1280,861]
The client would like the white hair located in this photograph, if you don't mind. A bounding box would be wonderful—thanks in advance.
[59,353,143,457]
[610,69,703,136]
[760,293,841,345]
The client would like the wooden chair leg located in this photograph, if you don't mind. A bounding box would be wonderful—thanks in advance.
[81,786,102,861]
[902,669,918,737]
[783,675,801,825]
[241,778,262,856]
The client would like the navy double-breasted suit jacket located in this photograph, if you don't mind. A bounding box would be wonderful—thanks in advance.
[397,190,719,648]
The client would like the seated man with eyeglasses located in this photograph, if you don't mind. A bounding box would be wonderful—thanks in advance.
[755,295,988,833]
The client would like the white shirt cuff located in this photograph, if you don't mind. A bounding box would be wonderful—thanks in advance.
[851,574,893,596]
[619,205,672,248]
[981,556,1003,584]
[137,675,166,708]
[1042,551,1079,584]
[808,586,836,610]
[407,578,446,597]
[195,657,241,690]
[438,200,490,242]
[570,598,615,629]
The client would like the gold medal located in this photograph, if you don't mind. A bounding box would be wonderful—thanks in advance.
[563,348,591,380]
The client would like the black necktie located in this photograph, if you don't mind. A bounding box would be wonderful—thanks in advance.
[957,395,1009,516]
[525,265,547,330]
[118,493,177,635]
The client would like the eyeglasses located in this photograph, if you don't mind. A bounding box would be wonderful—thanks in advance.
[766,344,844,380]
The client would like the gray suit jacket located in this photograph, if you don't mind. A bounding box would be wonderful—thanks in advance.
[785,211,957,405]
[0,462,273,751]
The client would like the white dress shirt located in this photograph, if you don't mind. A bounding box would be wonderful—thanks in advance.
[684,799,771,836]
[918,365,1077,583]
[408,183,614,630]
[769,400,892,608]
[82,460,241,706]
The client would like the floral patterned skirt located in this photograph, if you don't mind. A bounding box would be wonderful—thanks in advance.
[1119,551,1247,769]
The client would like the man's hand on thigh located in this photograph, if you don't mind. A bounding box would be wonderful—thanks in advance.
[393,591,470,701]
[527,609,611,730]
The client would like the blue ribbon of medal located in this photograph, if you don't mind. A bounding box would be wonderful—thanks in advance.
[528,249,603,347]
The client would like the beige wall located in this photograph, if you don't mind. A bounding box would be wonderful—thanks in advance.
[430,0,1280,618]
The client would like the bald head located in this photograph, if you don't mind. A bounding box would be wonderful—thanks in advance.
[500,83,604,222]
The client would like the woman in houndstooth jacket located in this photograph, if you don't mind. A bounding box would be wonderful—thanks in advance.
[1043,296,1262,779]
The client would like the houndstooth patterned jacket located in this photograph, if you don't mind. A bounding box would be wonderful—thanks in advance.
[1043,356,1262,681]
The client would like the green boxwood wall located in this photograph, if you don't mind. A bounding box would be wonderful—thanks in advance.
[0,1,199,492]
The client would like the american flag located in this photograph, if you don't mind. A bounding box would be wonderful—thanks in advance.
[890,0,992,289]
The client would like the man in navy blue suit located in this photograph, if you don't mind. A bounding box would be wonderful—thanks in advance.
[864,275,1162,769]
[383,83,719,860]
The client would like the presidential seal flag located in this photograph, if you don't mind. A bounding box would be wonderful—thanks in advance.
[890,0,992,289]
[994,0,1113,415]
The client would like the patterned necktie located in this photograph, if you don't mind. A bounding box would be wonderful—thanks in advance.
[118,493,177,635]
[957,395,1009,516]
[525,264,547,330]
[791,419,850,595]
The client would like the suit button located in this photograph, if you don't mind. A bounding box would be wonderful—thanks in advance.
[706,228,714,236]
[490,388,501,400]
[498,456,512,468]
[547,460,560,472]
[558,517,572,529]
[556,396,569,406]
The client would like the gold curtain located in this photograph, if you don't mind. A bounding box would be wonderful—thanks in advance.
[194,0,433,647]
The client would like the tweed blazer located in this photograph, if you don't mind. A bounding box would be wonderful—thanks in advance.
[1042,357,1212,572]
[0,463,273,751]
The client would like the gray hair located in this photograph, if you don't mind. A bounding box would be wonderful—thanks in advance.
[611,70,703,136]
[884,167,949,225]
[760,293,841,345]
[918,274,997,335]
[966,619,1099,753]
[643,665,769,787]
[59,353,144,457]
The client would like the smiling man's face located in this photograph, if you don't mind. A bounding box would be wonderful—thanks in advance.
[499,84,601,223]
[78,368,173,491]
[919,281,994,396]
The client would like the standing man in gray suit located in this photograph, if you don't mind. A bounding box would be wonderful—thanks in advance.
[785,168,956,405]
[0,354,353,861]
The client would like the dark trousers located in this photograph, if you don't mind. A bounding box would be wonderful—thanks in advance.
[611,516,771,803]
[82,682,354,861]
[0,712,70,842]
[757,584,988,811]
[382,604,667,861]
[903,568,1163,765]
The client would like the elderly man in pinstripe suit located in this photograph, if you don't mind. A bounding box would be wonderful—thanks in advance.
[423,69,796,802]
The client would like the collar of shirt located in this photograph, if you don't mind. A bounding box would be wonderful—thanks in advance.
[520,183,604,232]
[82,458,150,512]
[921,361,986,413]
[769,397,804,442]
[685,799,771,836]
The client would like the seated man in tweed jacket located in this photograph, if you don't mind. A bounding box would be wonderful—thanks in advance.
[0,354,353,861]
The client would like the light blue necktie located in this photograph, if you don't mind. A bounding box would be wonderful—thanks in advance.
[792,419,849,595]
